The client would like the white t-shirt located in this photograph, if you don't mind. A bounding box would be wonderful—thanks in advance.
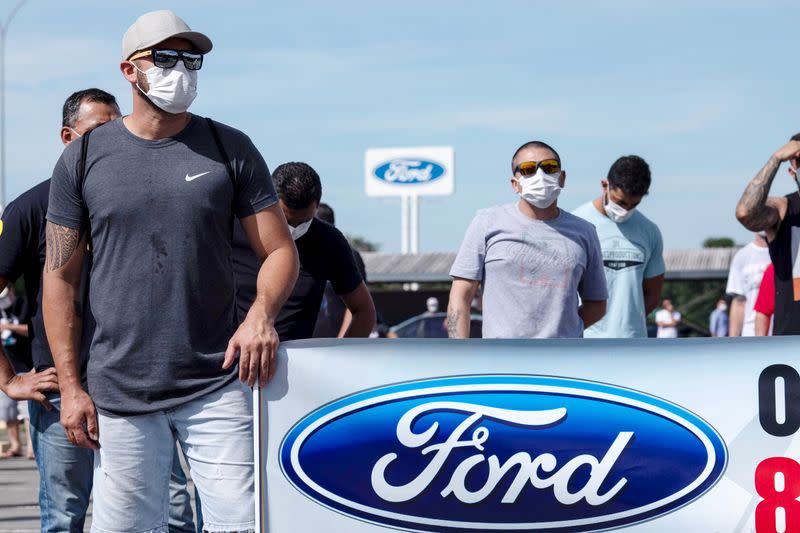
[655,309,681,338]
[725,242,771,337]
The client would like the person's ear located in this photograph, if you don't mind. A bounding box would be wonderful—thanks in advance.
[789,166,798,178]
[120,61,138,84]
[60,127,74,146]
[601,179,609,190]
[510,177,521,194]
[559,171,566,188]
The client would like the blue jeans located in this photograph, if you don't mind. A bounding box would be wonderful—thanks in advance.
[29,395,94,533]
[30,394,198,533]
[90,378,254,533]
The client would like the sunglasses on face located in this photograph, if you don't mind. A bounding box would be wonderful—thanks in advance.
[514,159,561,177]
[128,48,204,71]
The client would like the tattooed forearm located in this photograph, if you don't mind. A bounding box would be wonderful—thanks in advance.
[735,156,781,231]
[447,311,462,339]
[45,223,81,272]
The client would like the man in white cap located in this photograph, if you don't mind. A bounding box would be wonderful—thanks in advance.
[43,10,299,532]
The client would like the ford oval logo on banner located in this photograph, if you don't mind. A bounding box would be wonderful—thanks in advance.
[373,159,446,185]
[280,375,727,533]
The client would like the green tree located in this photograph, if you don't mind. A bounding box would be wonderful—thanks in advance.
[703,237,736,248]
[347,235,380,252]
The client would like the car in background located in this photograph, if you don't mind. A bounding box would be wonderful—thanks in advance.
[389,312,482,338]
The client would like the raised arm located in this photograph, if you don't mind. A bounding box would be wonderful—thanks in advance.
[224,205,299,387]
[735,141,800,239]
[42,222,97,448]
[448,278,479,338]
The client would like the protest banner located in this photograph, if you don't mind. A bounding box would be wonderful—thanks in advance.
[255,337,800,532]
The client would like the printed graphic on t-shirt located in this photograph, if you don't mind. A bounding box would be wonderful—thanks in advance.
[792,227,800,301]
[502,238,580,290]
[601,237,644,271]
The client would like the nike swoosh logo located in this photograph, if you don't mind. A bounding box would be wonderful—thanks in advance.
[185,171,211,182]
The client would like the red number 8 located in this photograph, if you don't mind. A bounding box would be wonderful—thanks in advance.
[756,457,800,532]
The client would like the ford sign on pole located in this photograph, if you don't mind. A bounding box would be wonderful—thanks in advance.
[365,147,454,197]
[256,337,800,532]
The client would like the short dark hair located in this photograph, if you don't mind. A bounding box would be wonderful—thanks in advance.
[273,162,322,209]
[62,88,118,128]
[511,141,561,172]
[791,132,800,142]
[607,155,651,197]
[316,202,335,225]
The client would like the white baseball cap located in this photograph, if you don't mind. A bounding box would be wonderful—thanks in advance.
[122,10,213,61]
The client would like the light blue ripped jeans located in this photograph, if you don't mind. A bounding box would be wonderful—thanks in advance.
[90,378,254,533]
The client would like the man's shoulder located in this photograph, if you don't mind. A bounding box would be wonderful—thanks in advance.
[571,201,598,219]
[558,209,598,233]
[3,179,50,221]
[731,243,757,263]
[304,219,350,251]
[627,210,663,244]
[312,218,347,240]
[11,179,50,210]
[630,210,660,231]
[203,117,252,146]
[476,203,511,218]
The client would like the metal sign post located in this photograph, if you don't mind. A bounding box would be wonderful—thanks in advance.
[365,146,455,253]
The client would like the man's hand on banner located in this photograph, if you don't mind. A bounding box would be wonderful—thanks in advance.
[224,308,279,388]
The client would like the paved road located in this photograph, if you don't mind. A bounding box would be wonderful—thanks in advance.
[0,436,197,532]
[0,449,71,532]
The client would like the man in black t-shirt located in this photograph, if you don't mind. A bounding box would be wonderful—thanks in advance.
[233,163,376,340]
[735,133,800,335]
[312,202,368,338]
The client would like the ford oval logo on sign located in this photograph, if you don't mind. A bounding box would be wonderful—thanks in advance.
[373,159,446,185]
[280,375,727,532]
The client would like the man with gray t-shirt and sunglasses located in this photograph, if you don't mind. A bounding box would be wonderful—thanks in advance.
[448,140,607,339]
[43,10,298,532]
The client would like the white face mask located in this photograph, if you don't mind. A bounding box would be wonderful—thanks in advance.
[516,168,562,209]
[130,61,197,114]
[718,303,728,312]
[604,192,635,223]
[289,219,313,240]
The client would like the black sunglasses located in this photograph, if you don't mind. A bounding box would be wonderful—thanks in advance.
[129,48,204,71]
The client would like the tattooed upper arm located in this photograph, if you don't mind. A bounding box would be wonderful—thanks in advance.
[45,222,82,272]
[736,156,785,232]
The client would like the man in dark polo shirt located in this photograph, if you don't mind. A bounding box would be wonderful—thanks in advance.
[736,132,800,335]
[43,11,298,532]
[233,162,375,340]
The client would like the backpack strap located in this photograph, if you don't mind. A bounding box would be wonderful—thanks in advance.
[76,130,93,250]
[205,118,238,237]
[77,129,92,196]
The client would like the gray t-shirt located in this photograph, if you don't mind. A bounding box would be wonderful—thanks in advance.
[450,203,607,338]
[46,116,277,415]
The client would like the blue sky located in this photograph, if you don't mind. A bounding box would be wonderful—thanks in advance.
[3,0,798,251]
